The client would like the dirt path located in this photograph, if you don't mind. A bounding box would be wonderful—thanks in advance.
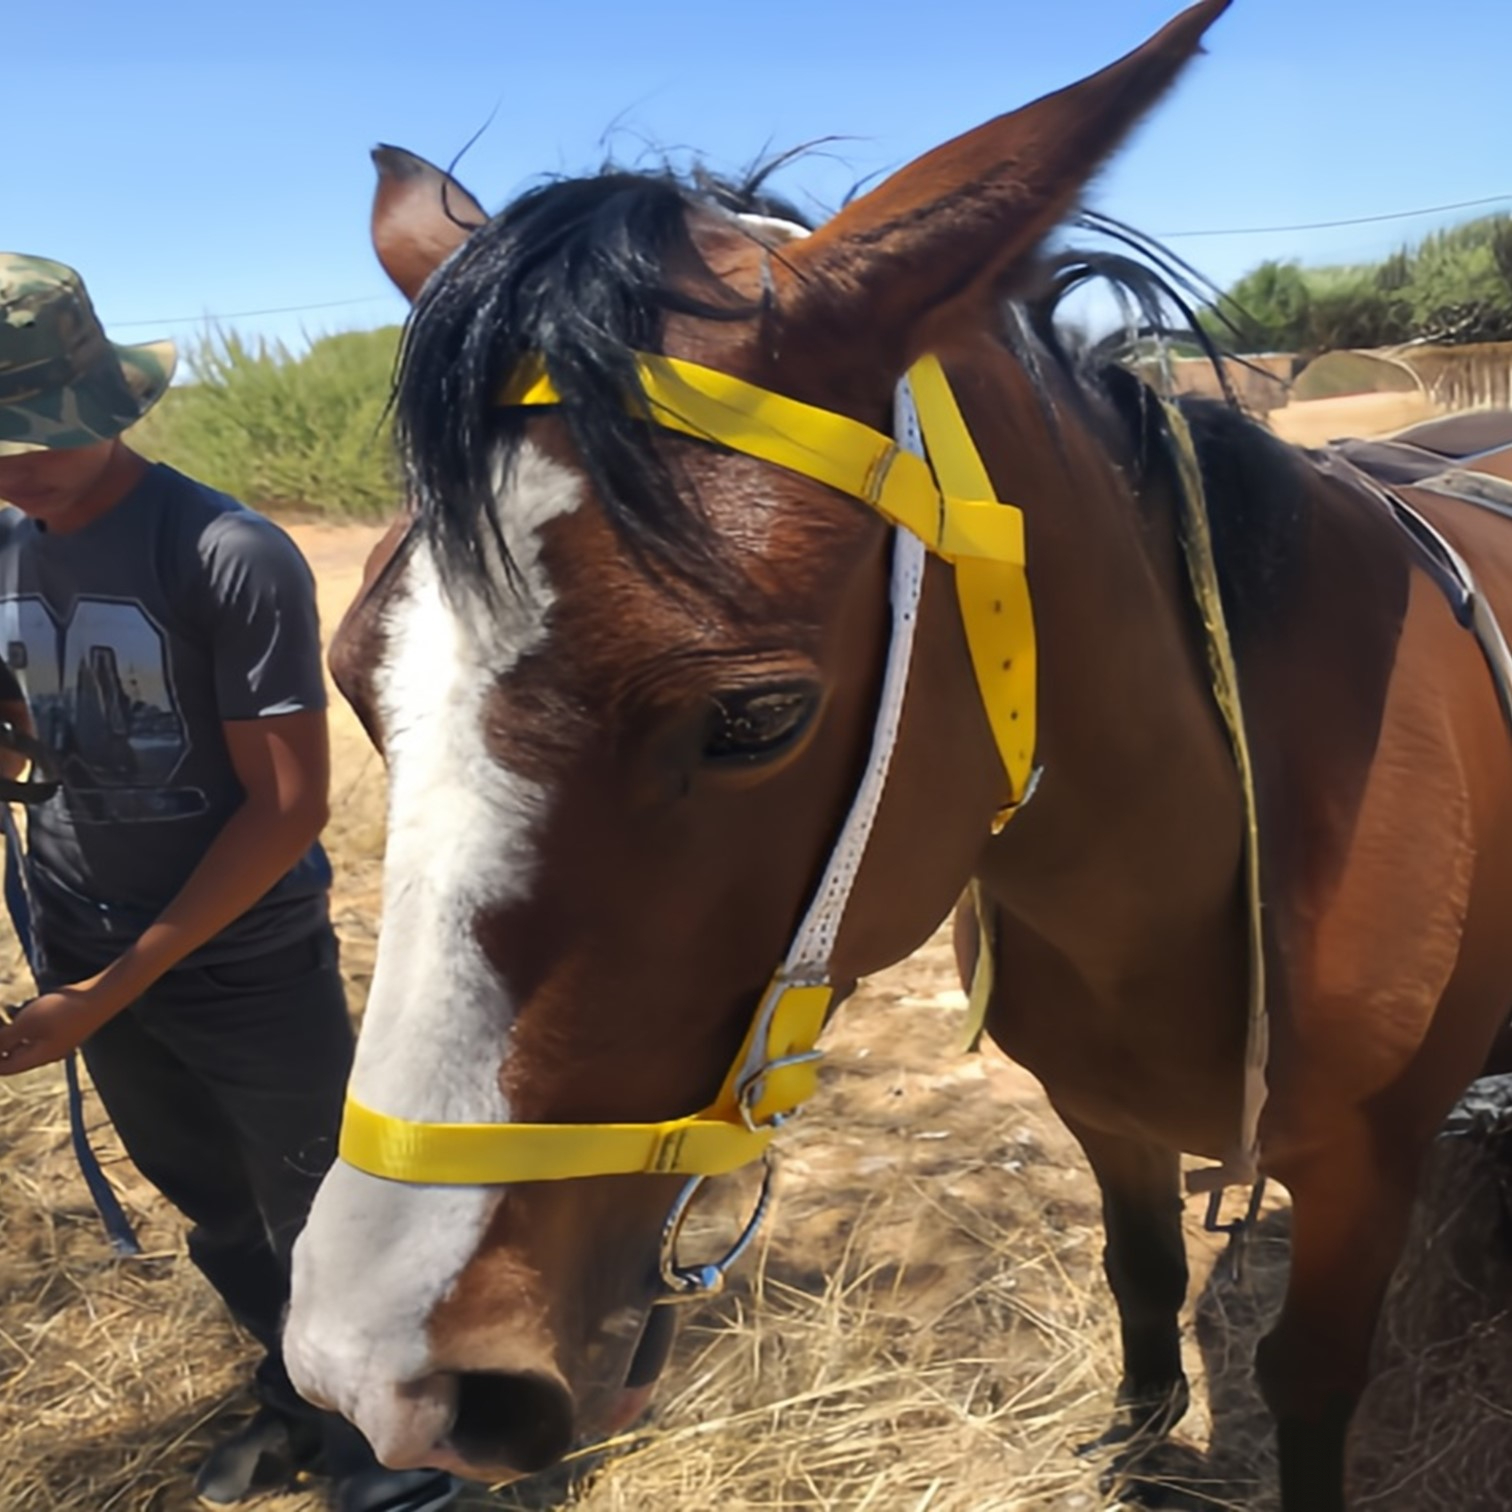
[1266,391,1441,448]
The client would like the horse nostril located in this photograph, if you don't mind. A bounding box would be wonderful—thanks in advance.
[450,1369,576,1474]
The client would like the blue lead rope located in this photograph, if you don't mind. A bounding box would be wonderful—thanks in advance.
[2,804,140,1256]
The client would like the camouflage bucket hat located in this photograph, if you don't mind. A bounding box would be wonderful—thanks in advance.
[0,252,176,457]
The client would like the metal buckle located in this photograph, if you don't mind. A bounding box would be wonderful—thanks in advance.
[1203,1178,1269,1286]
[658,1155,777,1300]
[735,1051,823,1134]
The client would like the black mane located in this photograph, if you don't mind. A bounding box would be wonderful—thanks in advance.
[394,165,811,592]
[1008,230,1307,648]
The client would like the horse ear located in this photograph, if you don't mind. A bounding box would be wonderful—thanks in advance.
[371,145,488,303]
[779,0,1229,364]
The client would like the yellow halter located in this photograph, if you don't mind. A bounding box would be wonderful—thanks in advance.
[339,351,1037,1191]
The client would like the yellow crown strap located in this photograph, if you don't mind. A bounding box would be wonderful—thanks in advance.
[503,353,1026,570]
[906,355,1037,807]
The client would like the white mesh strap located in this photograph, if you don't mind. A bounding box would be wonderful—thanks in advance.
[780,378,929,980]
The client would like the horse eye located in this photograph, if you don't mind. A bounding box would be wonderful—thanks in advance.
[702,686,818,765]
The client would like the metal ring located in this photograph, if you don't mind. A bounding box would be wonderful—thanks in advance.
[658,1154,777,1300]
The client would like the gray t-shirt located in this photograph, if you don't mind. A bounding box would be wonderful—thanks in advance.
[0,463,332,968]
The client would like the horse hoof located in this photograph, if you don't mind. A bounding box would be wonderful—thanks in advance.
[1103,1478,1175,1509]
[1075,1376,1190,1458]
[1095,1435,1216,1511]
[1097,1458,1208,1510]
[1100,1475,1195,1510]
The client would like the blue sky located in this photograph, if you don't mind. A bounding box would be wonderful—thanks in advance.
[10,0,1509,356]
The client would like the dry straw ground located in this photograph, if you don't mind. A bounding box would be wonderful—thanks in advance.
[0,394,1504,1512]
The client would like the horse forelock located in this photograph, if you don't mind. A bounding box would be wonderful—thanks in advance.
[391,163,816,601]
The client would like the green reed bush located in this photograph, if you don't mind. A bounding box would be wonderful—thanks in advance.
[129,325,402,520]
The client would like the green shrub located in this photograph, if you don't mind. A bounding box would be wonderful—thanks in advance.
[1218,260,1314,351]
[129,326,403,520]
[1203,214,1512,354]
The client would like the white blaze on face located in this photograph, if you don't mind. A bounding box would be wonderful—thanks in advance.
[286,444,583,1459]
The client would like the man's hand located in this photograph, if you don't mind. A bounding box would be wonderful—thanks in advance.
[1,710,334,1039]
[0,980,121,1074]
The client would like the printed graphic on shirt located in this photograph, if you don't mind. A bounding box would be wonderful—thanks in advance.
[1,595,206,822]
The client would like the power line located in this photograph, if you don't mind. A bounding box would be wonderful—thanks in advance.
[109,293,398,331]
[1157,193,1512,239]
[104,193,1512,328]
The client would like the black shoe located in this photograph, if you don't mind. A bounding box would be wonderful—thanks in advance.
[333,1467,462,1512]
[194,1406,319,1506]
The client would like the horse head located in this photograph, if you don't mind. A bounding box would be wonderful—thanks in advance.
[285,0,1230,1481]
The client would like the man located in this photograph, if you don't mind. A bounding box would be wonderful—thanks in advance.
[0,253,457,1512]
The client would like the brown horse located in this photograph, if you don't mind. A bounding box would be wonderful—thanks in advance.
[283,4,1512,1507]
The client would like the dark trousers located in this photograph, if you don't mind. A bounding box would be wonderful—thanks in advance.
[47,929,355,1431]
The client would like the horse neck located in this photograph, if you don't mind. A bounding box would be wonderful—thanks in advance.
[957,340,1246,958]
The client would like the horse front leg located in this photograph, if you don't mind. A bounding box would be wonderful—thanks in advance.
[1058,1113,1191,1446]
[1255,1132,1417,1512]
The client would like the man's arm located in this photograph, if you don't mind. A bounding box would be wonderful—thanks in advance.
[0,658,33,781]
[0,700,34,781]
[0,709,331,1073]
